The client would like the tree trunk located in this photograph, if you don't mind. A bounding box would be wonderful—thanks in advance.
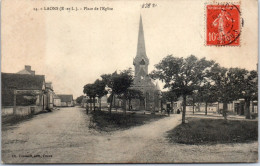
[99,97,102,111]
[198,102,201,112]
[124,97,127,115]
[171,101,174,114]
[223,101,228,120]
[217,102,220,114]
[252,101,254,113]
[93,97,96,111]
[245,98,251,119]
[205,102,208,115]
[192,98,195,114]
[144,94,147,111]
[160,100,163,112]
[13,90,17,115]
[89,97,92,111]
[128,99,131,111]
[182,95,187,124]
[109,93,113,114]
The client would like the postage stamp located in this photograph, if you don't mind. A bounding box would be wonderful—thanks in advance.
[206,3,241,46]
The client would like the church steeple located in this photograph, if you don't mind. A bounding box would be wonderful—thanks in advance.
[134,15,149,77]
[136,15,147,59]
[131,15,161,112]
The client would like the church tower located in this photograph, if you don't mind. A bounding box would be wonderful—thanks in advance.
[133,15,149,77]
[131,15,161,112]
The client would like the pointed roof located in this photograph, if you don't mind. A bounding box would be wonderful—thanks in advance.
[17,65,35,75]
[17,69,32,75]
[135,15,148,62]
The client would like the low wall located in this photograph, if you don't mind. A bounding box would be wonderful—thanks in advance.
[2,106,43,116]
[2,107,13,116]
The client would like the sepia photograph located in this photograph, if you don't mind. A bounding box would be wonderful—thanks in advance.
[1,0,258,164]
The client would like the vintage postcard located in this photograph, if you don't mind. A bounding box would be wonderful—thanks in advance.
[1,0,258,164]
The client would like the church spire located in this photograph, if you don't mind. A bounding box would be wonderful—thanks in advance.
[133,15,149,76]
[136,15,148,59]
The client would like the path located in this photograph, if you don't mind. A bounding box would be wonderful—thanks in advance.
[2,107,257,163]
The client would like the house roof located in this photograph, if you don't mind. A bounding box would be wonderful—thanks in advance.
[17,69,32,75]
[2,73,45,90]
[53,94,60,99]
[57,94,73,102]
[1,73,45,106]
[17,65,35,75]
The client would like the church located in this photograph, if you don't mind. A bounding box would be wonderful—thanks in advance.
[130,16,161,112]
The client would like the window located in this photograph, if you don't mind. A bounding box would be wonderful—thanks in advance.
[139,59,145,65]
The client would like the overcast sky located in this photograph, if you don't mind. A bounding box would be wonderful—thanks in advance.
[2,0,258,98]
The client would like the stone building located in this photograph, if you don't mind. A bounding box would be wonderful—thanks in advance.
[1,73,46,115]
[45,82,55,110]
[130,16,161,112]
[57,94,74,107]
[16,65,55,110]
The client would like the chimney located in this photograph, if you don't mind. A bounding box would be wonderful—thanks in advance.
[25,65,31,72]
[31,70,35,76]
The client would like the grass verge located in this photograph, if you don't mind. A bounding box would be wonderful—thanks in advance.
[89,111,165,132]
[167,117,258,145]
[2,110,51,128]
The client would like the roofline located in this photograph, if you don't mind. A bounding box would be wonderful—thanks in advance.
[6,88,44,91]
[1,72,45,77]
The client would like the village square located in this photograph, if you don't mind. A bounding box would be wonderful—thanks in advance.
[1,6,258,164]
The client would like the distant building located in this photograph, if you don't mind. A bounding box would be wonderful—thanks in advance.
[53,94,61,107]
[1,73,46,115]
[81,96,108,109]
[81,96,88,108]
[57,94,74,107]
[17,65,57,110]
[45,82,54,110]
[17,65,35,75]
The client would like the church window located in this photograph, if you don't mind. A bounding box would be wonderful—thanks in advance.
[139,59,145,65]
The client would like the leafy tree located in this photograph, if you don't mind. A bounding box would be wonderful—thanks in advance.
[121,89,143,111]
[83,83,97,111]
[210,64,232,118]
[227,68,258,119]
[161,91,178,113]
[210,66,254,118]
[187,90,199,114]
[101,68,134,114]
[195,82,218,115]
[151,55,215,124]
[76,95,84,104]
[93,79,108,110]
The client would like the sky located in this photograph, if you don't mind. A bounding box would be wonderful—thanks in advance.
[2,0,258,98]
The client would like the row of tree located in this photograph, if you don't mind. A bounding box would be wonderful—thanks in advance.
[151,55,258,123]
[82,69,143,114]
[80,54,257,123]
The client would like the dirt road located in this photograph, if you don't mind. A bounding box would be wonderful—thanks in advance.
[2,107,257,163]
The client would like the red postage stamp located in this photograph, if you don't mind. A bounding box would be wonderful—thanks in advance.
[206,3,241,46]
